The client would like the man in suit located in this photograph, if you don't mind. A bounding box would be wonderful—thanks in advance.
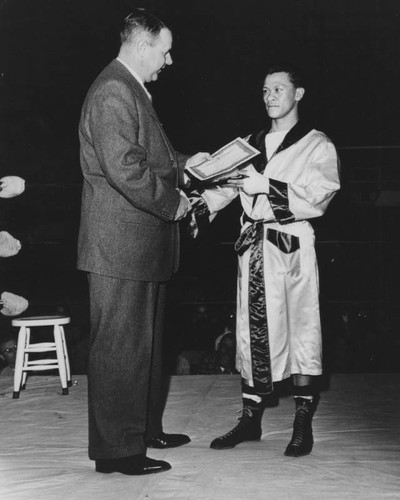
[77,9,209,476]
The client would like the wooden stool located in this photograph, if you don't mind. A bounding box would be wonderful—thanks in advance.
[11,315,71,399]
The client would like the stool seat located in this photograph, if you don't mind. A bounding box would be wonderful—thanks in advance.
[12,315,71,327]
[11,315,71,398]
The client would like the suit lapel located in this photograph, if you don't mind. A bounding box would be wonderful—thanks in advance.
[112,60,178,169]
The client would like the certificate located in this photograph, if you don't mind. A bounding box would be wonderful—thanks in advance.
[186,137,260,182]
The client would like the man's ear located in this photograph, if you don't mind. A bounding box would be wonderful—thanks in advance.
[136,37,149,57]
[295,87,305,101]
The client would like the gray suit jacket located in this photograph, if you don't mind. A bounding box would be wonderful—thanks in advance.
[77,59,189,281]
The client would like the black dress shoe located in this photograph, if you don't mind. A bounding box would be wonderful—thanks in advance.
[146,432,191,449]
[95,454,171,475]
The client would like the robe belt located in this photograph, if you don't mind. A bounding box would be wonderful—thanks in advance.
[234,220,265,255]
[234,213,277,256]
[234,219,273,395]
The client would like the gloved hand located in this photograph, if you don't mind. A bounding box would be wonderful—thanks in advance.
[0,231,22,257]
[0,291,29,316]
[0,176,25,198]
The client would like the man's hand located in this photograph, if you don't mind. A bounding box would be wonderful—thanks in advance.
[0,176,25,198]
[0,231,22,257]
[185,152,212,168]
[223,165,269,195]
[174,190,191,220]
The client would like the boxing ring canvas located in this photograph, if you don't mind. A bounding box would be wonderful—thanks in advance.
[0,373,399,499]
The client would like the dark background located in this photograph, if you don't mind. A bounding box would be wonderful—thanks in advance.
[1,0,399,374]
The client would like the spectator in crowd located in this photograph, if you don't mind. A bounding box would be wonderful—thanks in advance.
[0,335,17,376]
[198,331,238,374]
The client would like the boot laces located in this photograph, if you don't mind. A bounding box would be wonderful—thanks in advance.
[290,406,310,447]
[237,406,255,420]
[221,407,255,438]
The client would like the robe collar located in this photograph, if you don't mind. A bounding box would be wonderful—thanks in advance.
[250,120,314,172]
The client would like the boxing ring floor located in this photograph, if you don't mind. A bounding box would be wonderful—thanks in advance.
[0,373,399,500]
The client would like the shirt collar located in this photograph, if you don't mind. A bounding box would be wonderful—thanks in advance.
[116,57,152,101]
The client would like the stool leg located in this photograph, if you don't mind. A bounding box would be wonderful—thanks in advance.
[54,325,68,395]
[21,327,31,390]
[13,327,27,399]
[60,326,72,387]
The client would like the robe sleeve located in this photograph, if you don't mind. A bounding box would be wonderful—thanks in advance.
[201,185,239,215]
[185,185,239,238]
[267,139,340,223]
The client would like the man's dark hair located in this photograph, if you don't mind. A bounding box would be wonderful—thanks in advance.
[265,63,306,89]
[120,8,168,44]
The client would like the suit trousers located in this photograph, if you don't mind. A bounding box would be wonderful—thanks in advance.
[87,273,166,459]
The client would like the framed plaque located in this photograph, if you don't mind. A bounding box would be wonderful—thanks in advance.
[186,137,260,182]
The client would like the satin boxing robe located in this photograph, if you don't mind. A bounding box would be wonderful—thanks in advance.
[201,122,340,395]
